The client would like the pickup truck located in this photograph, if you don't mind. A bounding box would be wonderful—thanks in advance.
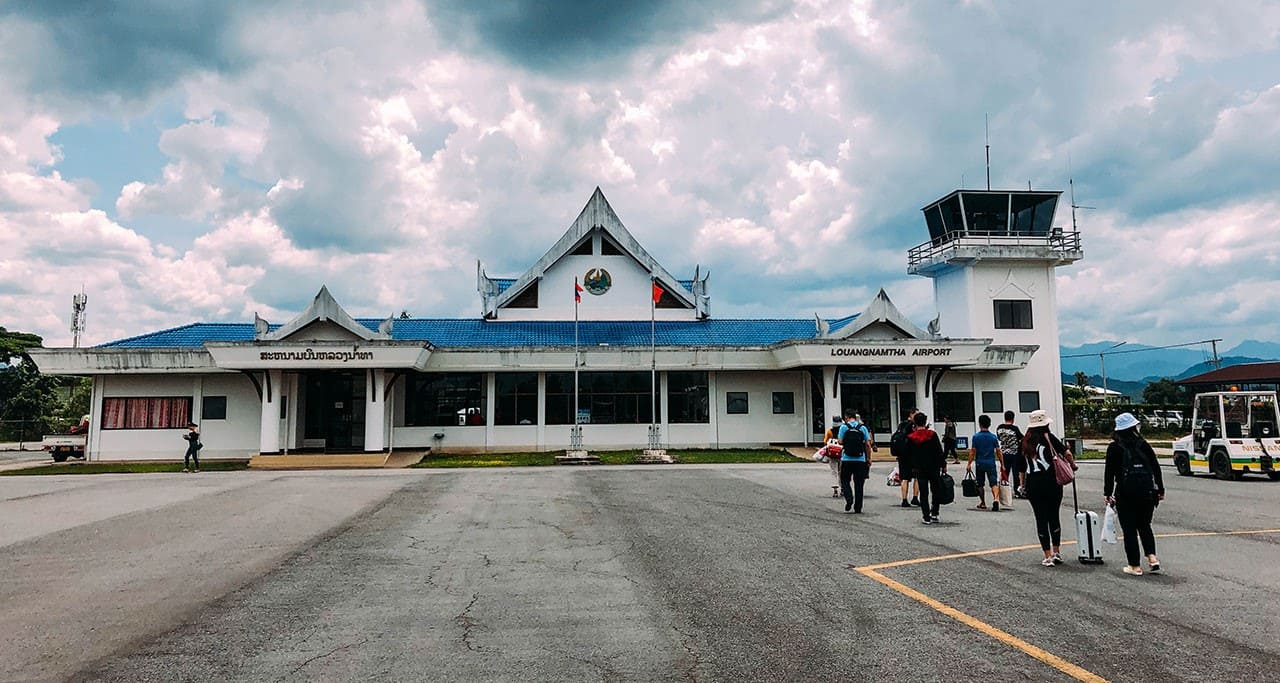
[41,434,87,462]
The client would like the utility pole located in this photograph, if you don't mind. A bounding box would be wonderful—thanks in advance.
[1211,339,1221,370]
[1100,341,1127,403]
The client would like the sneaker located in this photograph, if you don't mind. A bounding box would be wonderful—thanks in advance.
[1147,555,1161,573]
[910,497,920,506]
[192,469,199,473]
[1041,557,1055,567]
[976,502,987,510]
[1051,554,1063,565]
[931,515,940,522]
[992,502,1000,512]
[1123,565,1143,576]
[922,518,934,525]
[845,500,853,512]
[901,499,911,508]
[181,468,189,473]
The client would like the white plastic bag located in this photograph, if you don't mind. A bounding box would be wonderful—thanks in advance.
[886,465,901,487]
[812,451,826,463]
[1101,504,1119,544]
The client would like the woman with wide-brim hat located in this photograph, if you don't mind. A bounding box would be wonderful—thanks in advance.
[1020,409,1074,566]
[1104,412,1165,576]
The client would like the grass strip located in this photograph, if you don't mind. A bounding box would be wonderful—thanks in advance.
[0,460,250,476]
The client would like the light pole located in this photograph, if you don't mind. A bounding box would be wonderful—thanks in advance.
[1100,341,1127,403]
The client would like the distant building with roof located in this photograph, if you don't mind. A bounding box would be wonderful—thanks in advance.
[1177,362,1280,392]
[31,187,1081,460]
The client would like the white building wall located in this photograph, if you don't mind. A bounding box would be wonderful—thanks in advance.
[933,261,1067,429]
[713,371,809,447]
[94,374,259,461]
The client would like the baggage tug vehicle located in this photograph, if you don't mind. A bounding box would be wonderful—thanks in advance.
[1173,391,1280,480]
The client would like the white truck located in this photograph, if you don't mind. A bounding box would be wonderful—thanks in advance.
[1172,391,1280,480]
[40,415,90,462]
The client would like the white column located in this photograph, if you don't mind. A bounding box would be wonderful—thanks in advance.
[259,370,282,455]
[364,369,386,452]
[914,367,934,423]
[822,365,841,431]
[88,376,104,461]
[659,371,668,447]
[484,372,496,451]
[536,372,546,450]
[284,373,300,453]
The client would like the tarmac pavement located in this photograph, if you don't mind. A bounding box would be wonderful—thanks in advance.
[2,461,1278,682]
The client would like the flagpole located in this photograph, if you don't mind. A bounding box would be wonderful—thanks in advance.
[574,276,580,445]
[650,277,657,444]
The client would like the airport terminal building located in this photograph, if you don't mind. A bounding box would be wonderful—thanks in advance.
[32,187,1082,460]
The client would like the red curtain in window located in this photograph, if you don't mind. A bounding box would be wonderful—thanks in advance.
[125,398,149,429]
[102,398,126,429]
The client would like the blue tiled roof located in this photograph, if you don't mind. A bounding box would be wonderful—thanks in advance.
[99,316,858,349]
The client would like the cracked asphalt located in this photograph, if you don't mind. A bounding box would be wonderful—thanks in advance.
[3,462,1279,682]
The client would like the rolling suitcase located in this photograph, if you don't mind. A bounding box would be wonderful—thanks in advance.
[1072,478,1105,564]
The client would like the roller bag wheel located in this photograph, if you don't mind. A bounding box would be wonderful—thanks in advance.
[1072,479,1104,564]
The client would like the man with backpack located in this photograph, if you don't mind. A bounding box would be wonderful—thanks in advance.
[891,408,920,507]
[838,409,874,513]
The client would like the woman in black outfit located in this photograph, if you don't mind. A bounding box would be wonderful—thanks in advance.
[1104,412,1165,576]
[1021,410,1073,567]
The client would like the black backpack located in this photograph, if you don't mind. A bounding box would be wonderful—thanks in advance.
[890,422,910,458]
[1119,442,1158,497]
[842,422,867,459]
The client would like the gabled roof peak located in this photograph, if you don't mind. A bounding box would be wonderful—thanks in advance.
[826,288,932,340]
[258,286,391,341]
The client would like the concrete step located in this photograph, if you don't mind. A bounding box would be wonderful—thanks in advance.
[249,450,427,470]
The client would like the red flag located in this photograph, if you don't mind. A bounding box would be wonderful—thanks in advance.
[575,280,583,303]
[652,281,665,304]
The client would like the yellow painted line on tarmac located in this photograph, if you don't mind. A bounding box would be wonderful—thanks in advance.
[852,529,1280,683]
[855,566,1108,683]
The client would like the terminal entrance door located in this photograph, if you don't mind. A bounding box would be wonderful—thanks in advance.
[841,384,892,441]
[303,372,366,451]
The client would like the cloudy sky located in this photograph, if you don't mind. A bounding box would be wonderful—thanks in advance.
[1,1,1277,349]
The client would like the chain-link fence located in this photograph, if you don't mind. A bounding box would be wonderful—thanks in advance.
[1063,403,1192,438]
[0,417,82,449]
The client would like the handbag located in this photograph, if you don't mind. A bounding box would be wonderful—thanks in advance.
[1046,436,1075,486]
[998,480,1013,507]
[937,472,956,505]
[961,471,980,498]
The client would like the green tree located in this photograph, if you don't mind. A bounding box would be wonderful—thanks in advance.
[0,326,43,363]
[1143,378,1188,406]
[1074,371,1089,389]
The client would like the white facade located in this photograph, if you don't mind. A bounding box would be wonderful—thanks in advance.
[31,187,1081,460]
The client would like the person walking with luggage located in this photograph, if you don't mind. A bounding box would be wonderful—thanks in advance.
[182,422,201,473]
[1104,412,1165,576]
[892,409,920,507]
[907,412,946,524]
[996,411,1025,498]
[1021,410,1073,566]
[838,409,873,513]
[943,416,960,463]
[966,414,1004,510]
[823,416,843,498]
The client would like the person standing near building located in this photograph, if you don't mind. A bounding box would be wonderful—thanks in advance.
[838,409,873,513]
[907,412,946,524]
[1104,413,1165,576]
[823,415,843,498]
[966,414,1003,510]
[996,411,1025,498]
[892,408,920,507]
[943,416,959,463]
[182,422,201,473]
[1021,410,1073,566]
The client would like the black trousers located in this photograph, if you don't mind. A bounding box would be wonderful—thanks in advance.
[1026,473,1063,551]
[184,443,200,469]
[1116,495,1157,566]
[1003,453,1023,490]
[839,460,870,512]
[916,470,942,519]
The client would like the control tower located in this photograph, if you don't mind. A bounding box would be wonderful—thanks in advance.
[909,189,1084,427]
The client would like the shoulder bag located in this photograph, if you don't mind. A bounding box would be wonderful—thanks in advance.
[1046,435,1075,486]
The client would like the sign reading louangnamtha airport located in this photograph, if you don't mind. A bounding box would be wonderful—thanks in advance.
[772,340,990,368]
[205,343,432,370]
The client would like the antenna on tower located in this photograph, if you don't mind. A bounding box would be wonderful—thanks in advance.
[71,290,87,348]
[1068,178,1096,233]
[984,114,991,190]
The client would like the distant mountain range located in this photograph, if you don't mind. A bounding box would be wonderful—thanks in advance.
[1059,339,1280,383]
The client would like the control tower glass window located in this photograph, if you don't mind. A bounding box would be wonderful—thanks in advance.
[963,193,1009,233]
[994,300,1033,329]
[1011,194,1058,235]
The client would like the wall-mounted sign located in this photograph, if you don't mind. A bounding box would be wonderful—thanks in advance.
[839,371,915,384]
[258,349,373,363]
[576,408,592,424]
[584,268,612,295]
[206,343,431,370]
[830,347,954,358]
